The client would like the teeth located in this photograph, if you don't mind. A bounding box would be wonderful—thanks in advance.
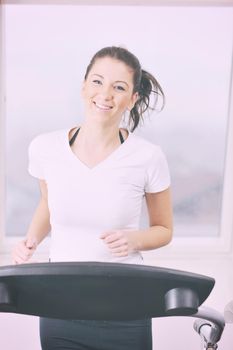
[95,102,112,110]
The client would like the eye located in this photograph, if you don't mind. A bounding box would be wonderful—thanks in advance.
[114,85,126,91]
[92,79,102,85]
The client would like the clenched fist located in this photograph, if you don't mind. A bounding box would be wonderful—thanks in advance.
[12,237,38,264]
[100,230,138,257]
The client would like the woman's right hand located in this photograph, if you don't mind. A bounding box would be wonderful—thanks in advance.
[12,237,38,264]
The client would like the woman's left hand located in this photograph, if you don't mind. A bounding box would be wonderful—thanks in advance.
[100,230,138,257]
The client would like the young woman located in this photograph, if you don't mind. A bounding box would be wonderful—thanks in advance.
[12,46,173,350]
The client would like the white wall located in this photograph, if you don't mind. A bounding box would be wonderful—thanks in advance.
[0,2,232,349]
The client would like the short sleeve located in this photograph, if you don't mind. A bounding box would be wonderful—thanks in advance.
[144,147,171,193]
[28,136,45,180]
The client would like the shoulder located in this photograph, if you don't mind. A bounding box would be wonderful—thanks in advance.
[129,134,171,191]
[28,128,69,155]
[28,129,69,157]
[29,128,68,146]
[129,132,166,161]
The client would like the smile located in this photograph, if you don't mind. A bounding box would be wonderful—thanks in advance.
[94,102,113,111]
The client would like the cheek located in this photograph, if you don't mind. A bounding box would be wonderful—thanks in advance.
[117,96,131,110]
[82,87,96,101]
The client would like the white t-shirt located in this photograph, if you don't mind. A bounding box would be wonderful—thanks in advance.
[28,127,170,264]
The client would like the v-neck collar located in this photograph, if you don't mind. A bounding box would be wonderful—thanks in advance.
[65,127,132,171]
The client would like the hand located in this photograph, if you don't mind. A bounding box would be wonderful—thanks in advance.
[12,237,38,264]
[100,230,138,257]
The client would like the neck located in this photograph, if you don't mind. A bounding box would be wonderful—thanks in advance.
[76,122,121,151]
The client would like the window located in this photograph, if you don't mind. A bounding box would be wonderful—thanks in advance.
[1,2,233,256]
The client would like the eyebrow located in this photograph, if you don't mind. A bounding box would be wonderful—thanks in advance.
[91,74,129,87]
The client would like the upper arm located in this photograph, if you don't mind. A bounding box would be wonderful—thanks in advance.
[145,187,173,231]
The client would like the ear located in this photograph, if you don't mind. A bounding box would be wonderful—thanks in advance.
[127,92,139,111]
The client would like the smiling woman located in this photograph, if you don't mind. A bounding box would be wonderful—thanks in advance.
[10,45,172,349]
[13,46,172,263]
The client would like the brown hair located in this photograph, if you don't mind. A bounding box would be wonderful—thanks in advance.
[84,46,165,132]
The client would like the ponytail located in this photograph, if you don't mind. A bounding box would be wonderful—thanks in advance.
[129,69,165,132]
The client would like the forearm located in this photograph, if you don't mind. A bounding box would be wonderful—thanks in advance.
[26,197,51,245]
[130,225,173,252]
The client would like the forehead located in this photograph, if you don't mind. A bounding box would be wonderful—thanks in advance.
[88,57,134,82]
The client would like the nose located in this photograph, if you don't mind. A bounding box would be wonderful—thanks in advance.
[100,85,113,100]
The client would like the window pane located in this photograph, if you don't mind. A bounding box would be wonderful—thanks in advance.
[5,5,233,236]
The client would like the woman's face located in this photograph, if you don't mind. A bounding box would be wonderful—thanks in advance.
[82,57,138,126]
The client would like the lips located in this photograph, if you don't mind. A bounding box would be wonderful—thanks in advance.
[94,102,113,110]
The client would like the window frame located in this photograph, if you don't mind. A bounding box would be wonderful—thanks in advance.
[0,0,232,260]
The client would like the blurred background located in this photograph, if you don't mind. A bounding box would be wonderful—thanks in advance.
[0,1,233,349]
[4,3,232,238]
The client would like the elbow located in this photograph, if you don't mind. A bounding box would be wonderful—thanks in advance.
[163,226,173,247]
[167,227,173,245]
